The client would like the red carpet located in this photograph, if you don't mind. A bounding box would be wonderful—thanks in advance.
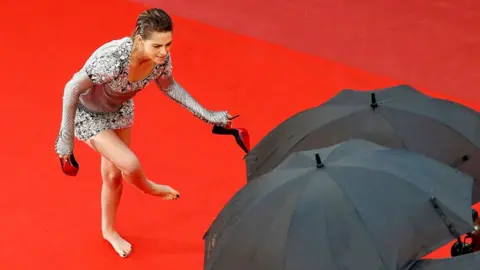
[0,0,477,269]
[133,0,480,104]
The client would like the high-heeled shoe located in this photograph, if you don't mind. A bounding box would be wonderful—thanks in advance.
[212,125,250,154]
[59,153,79,176]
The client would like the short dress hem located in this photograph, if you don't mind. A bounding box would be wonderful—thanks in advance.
[74,99,134,141]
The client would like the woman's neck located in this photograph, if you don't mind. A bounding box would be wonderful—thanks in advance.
[130,44,150,66]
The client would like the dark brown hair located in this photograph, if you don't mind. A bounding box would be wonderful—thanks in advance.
[131,8,173,40]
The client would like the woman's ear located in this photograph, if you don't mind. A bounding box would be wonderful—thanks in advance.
[132,35,144,51]
[134,34,144,45]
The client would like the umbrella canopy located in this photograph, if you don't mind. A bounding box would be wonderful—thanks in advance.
[244,85,480,204]
[204,140,475,270]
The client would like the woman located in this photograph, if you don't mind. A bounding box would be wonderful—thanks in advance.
[54,8,234,258]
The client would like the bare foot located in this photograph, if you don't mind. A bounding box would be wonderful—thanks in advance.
[103,230,132,258]
[153,184,180,200]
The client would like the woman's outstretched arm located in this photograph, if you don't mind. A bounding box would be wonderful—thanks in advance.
[154,55,230,126]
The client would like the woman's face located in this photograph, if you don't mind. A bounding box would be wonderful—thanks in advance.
[139,31,172,64]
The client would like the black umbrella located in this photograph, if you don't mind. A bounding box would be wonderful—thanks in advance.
[204,140,475,270]
[244,85,480,204]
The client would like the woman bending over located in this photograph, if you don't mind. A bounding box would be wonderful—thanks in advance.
[54,8,233,258]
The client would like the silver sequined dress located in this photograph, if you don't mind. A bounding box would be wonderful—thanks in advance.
[55,37,229,156]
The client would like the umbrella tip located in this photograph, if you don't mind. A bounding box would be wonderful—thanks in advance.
[315,153,324,168]
[370,93,378,109]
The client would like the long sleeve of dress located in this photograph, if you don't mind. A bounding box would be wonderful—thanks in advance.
[55,51,121,155]
[55,71,95,155]
[154,55,229,126]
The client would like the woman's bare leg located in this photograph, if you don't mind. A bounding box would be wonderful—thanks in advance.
[85,127,179,258]
[100,128,130,237]
[96,128,131,258]
[86,128,180,198]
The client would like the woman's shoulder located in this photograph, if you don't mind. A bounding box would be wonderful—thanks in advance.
[85,37,132,64]
[82,37,132,84]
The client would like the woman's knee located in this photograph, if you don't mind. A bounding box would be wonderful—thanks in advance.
[85,128,141,178]
[101,159,123,188]
[117,153,142,176]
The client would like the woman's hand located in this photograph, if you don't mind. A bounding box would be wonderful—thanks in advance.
[226,114,239,127]
[59,154,71,159]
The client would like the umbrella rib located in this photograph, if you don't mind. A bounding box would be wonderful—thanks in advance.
[280,170,322,270]
[319,174,352,269]
[374,109,409,150]
[325,171,390,269]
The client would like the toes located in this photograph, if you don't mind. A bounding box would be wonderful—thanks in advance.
[104,232,133,258]
[122,249,132,258]
[120,245,132,258]
[163,192,180,200]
